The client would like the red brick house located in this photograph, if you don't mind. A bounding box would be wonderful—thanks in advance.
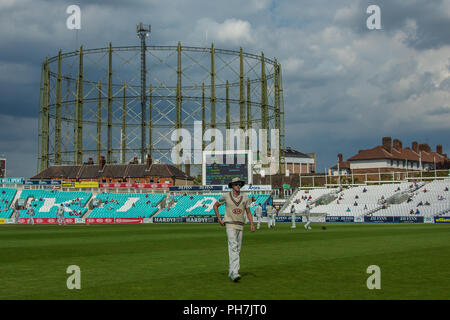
[337,137,448,175]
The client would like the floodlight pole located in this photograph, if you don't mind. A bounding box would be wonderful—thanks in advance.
[137,22,151,163]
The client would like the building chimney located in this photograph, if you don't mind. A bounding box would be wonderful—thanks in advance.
[130,157,138,164]
[436,145,443,155]
[382,137,392,153]
[419,144,431,153]
[393,139,402,150]
[412,141,419,153]
[185,163,191,177]
[338,154,343,163]
[99,156,106,170]
[145,154,152,169]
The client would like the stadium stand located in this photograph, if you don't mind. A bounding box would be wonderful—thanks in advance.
[281,188,337,216]
[374,179,450,217]
[88,193,165,218]
[310,183,411,216]
[17,190,91,219]
[0,187,16,219]
[156,194,271,218]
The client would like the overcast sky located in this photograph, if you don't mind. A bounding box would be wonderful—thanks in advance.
[1,0,450,178]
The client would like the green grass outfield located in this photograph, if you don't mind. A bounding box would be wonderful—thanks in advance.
[0,223,449,300]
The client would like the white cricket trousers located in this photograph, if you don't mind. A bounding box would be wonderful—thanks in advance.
[305,217,311,229]
[291,214,296,228]
[28,217,34,225]
[58,216,65,225]
[226,227,243,276]
[256,215,262,229]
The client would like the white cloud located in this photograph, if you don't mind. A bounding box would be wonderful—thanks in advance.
[281,57,304,75]
[195,18,254,45]
[250,0,272,11]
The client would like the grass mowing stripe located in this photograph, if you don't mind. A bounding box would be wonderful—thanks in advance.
[0,223,449,299]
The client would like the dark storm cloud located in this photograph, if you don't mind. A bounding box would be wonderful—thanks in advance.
[428,106,450,116]
[344,0,450,50]
[0,0,449,176]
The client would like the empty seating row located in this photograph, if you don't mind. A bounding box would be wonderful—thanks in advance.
[17,189,91,219]
[282,188,337,215]
[0,188,16,219]
[88,193,165,218]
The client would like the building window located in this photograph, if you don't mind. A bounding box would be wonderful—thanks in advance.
[390,160,393,166]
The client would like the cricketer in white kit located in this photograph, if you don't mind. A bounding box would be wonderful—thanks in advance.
[266,205,273,229]
[27,205,35,225]
[254,203,263,230]
[214,177,255,282]
[271,206,277,228]
[304,203,312,230]
[57,203,66,226]
[290,205,296,228]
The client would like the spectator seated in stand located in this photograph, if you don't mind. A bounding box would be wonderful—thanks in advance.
[409,209,414,215]
[415,208,420,215]
[354,201,358,206]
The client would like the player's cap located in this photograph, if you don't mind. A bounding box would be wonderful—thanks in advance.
[228,177,245,188]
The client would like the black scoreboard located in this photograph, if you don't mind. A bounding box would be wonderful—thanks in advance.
[205,153,248,185]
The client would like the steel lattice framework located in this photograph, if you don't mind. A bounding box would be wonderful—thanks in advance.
[38,43,285,174]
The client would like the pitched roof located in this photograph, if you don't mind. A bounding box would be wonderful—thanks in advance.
[102,164,128,178]
[78,165,101,179]
[30,163,194,180]
[126,164,146,178]
[30,165,81,180]
[284,147,312,159]
[348,145,447,163]
[144,164,193,179]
